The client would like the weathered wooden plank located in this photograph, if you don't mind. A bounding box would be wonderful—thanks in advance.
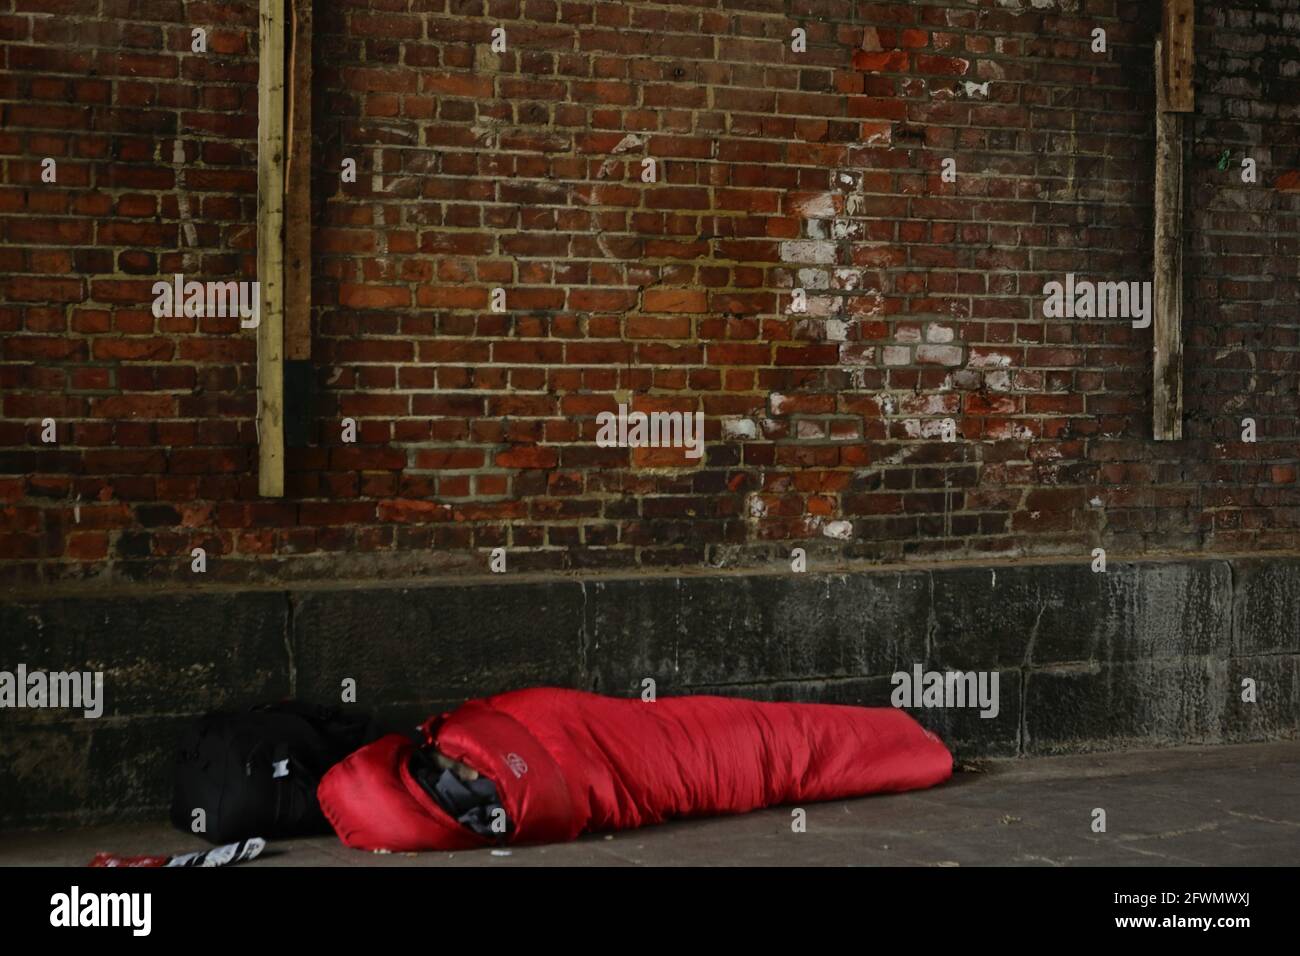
[257,0,286,495]
[1162,0,1195,113]
[284,0,312,362]
[1153,38,1184,441]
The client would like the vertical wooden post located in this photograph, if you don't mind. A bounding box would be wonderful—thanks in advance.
[284,0,313,449]
[1153,2,1194,442]
[1161,0,1196,114]
[285,0,312,364]
[1153,39,1184,441]
[257,0,286,495]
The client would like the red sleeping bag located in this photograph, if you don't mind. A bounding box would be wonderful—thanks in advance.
[318,687,952,851]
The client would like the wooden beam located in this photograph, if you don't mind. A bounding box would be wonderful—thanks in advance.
[1153,37,1184,441]
[257,0,286,495]
[1161,0,1195,113]
[283,0,313,449]
[284,0,312,362]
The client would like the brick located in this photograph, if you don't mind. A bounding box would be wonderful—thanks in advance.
[93,338,174,361]
[340,285,410,309]
[916,345,963,366]
[496,446,559,470]
[376,498,453,523]
[0,2,1293,587]
[852,50,908,72]
[642,287,707,314]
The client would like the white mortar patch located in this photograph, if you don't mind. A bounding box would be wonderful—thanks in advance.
[722,417,758,440]
[792,192,837,218]
[780,240,837,264]
[797,267,830,290]
[822,520,853,540]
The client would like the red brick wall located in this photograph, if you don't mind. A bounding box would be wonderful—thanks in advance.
[2,0,1298,586]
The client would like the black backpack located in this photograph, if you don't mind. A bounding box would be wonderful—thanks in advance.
[170,702,376,845]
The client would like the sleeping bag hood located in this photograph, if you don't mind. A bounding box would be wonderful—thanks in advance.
[318,687,953,852]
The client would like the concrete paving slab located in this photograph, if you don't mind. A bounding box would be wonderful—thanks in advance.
[2,740,1296,867]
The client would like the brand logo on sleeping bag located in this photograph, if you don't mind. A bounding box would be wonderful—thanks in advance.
[504,753,528,778]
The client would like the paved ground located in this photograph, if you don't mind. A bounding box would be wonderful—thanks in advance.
[4,741,1298,867]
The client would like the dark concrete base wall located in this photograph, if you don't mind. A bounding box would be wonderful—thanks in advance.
[3,555,1298,828]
